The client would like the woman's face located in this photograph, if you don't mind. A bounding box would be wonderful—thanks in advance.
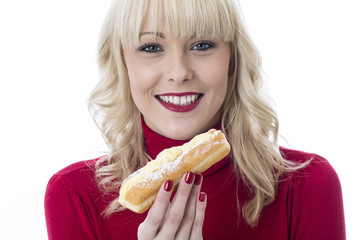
[123,17,231,140]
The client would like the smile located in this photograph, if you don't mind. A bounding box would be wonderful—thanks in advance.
[156,93,203,112]
[157,94,201,106]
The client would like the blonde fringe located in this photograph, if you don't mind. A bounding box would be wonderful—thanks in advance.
[88,0,309,226]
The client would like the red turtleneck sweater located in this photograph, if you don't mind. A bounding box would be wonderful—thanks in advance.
[45,122,345,239]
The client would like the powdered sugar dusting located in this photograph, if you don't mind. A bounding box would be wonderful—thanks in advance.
[136,148,192,187]
[132,129,224,189]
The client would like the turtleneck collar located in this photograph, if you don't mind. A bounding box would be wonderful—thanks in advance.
[141,118,231,177]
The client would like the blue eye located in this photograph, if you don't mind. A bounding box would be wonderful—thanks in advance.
[139,43,163,53]
[191,41,215,51]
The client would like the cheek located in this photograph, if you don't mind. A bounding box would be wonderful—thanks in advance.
[200,55,230,107]
[126,60,159,96]
[212,73,228,106]
[200,58,229,92]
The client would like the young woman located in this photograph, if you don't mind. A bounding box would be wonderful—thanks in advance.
[45,0,346,239]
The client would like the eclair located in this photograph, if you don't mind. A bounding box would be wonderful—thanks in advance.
[118,129,231,213]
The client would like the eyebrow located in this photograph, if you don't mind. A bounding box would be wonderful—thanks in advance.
[139,32,165,39]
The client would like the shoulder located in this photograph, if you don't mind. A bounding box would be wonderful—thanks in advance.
[280,146,324,165]
[46,157,101,197]
[279,149,345,238]
[45,157,108,239]
[52,158,98,178]
[280,147,340,187]
[279,147,343,212]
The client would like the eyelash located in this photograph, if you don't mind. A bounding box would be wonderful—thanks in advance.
[138,43,163,53]
[138,41,216,53]
[191,41,216,51]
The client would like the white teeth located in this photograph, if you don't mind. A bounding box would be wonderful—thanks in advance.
[180,96,186,105]
[187,95,191,103]
[158,94,200,105]
[174,96,180,105]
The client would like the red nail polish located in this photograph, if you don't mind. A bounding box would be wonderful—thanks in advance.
[199,192,206,202]
[164,180,173,192]
[194,174,202,185]
[185,172,195,184]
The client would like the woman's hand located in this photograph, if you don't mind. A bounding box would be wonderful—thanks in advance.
[137,172,207,240]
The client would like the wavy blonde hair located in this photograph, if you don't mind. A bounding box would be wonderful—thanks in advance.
[89,0,304,226]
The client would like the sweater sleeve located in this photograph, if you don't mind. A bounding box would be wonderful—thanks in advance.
[288,155,346,240]
[44,175,98,240]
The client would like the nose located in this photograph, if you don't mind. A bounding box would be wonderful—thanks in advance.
[165,51,193,83]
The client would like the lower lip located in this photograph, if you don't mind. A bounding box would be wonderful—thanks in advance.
[157,98,202,112]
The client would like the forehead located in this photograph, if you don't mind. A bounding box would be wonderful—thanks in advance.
[120,0,235,48]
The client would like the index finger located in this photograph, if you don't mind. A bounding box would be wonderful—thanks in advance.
[137,180,174,240]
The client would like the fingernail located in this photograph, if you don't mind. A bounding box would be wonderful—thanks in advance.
[164,180,173,192]
[199,192,206,202]
[194,173,202,185]
[185,172,195,184]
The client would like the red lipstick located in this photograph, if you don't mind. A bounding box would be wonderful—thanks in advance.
[156,92,203,113]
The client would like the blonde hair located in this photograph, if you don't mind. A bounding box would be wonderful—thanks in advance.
[89,0,304,226]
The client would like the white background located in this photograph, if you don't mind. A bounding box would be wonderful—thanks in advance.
[0,0,359,239]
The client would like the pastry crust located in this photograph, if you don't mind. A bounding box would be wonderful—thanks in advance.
[118,129,231,213]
